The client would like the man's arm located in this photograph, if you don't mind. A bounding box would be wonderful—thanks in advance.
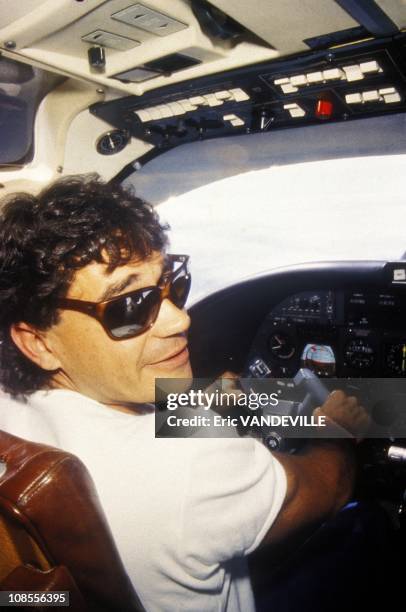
[260,390,368,547]
[260,439,355,547]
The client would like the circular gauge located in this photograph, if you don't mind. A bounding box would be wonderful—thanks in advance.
[96,130,130,155]
[268,332,295,360]
[345,339,374,370]
[308,295,321,311]
[301,343,336,376]
[386,343,406,376]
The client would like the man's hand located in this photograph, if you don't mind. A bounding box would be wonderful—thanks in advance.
[313,389,371,438]
[204,371,243,413]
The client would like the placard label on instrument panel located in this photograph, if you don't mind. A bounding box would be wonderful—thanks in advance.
[345,291,403,327]
[384,262,406,286]
[393,268,406,283]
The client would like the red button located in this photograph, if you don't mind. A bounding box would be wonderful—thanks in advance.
[316,99,333,119]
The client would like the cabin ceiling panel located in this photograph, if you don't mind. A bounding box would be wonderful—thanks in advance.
[209,0,359,54]
[0,0,277,95]
[376,0,406,29]
[1,0,403,98]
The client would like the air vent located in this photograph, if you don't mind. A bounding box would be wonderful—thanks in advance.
[111,4,188,37]
[82,30,140,51]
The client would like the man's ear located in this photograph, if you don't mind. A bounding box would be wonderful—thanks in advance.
[10,322,61,371]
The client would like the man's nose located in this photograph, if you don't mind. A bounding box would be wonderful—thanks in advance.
[153,298,191,337]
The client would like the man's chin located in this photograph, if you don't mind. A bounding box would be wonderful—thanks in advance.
[150,357,193,397]
[153,359,193,380]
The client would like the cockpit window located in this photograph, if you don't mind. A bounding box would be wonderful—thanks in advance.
[0,56,63,166]
[124,113,406,302]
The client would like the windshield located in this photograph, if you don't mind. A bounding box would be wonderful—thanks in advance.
[124,112,406,303]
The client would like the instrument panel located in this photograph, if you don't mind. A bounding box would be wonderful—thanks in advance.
[248,289,406,378]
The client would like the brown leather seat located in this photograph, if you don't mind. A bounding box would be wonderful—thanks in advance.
[0,430,145,612]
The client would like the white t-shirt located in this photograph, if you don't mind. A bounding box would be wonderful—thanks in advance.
[0,389,287,612]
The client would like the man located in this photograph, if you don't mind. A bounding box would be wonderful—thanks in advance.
[0,175,367,612]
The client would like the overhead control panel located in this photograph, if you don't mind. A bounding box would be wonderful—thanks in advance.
[91,35,406,152]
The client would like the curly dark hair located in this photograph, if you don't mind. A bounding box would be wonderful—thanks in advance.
[0,174,168,397]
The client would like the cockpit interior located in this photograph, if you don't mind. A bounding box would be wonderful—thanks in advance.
[1,1,406,611]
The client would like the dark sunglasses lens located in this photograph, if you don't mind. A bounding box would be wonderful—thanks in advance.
[170,273,191,308]
[104,288,160,339]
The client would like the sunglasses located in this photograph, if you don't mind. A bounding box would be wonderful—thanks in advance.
[56,254,191,340]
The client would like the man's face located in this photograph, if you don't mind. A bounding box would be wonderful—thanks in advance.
[44,251,192,406]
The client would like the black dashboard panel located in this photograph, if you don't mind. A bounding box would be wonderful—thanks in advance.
[189,261,406,507]
[189,260,406,599]
[189,260,406,379]
[247,288,406,379]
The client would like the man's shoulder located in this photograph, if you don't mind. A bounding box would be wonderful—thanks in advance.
[0,389,58,446]
[0,389,29,415]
